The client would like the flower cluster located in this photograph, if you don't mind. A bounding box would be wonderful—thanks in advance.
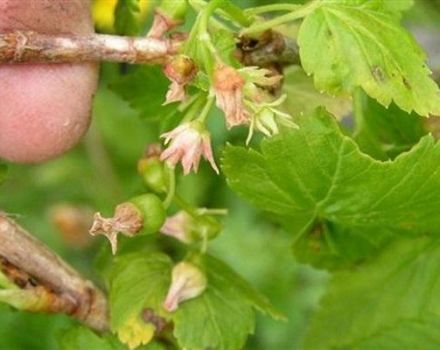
[215,65,297,143]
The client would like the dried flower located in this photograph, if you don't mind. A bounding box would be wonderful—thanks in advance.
[163,261,207,312]
[213,64,249,128]
[163,55,197,104]
[89,203,143,254]
[160,122,219,175]
[89,194,166,254]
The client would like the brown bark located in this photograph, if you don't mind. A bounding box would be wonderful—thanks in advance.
[0,31,181,64]
[0,213,108,331]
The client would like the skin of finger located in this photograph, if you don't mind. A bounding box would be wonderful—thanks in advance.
[0,0,99,163]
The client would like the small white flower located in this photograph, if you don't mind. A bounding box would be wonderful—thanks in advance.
[246,94,298,144]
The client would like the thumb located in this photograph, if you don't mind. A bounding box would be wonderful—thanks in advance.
[0,0,98,163]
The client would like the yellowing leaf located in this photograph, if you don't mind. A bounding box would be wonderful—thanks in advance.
[117,313,155,350]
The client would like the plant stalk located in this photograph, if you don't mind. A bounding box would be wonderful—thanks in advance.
[0,213,108,331]
[0,31,182,64]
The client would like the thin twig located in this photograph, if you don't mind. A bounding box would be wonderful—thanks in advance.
[0,31,182,64]
[0,213,108,331]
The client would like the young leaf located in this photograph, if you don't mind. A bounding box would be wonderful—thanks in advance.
[58,326,125,350]
[282,66,351,119]
[355,317,440,350]
[353,91,427,160]
[59,326,168,350]
[0,161,7,185]
[109,252,173,348]
[110,66,173,124]
[304,237,440,349]
[298,0,440,116]
[172,254,283,350]
[223,108,440,268]
[114,0,141,36]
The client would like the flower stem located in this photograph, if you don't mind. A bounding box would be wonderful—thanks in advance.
[173,194,197,216]
[163,167,176,209]
[241,0,320,36]
[217,1,253,27]
[196,95,215,123]
[244,3,302,16]
[182,95,206,122]
[196,208,228,216]
[0,31,181,64]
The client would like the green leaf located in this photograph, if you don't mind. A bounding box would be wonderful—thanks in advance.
[58,326,125,350]
[109,252,173,348]
[109,250,279,350]
[114,0,141,36]
[110,66,174,124]
[173,254,280,350]
[210,29,239,67]
[202,255,284,320]
[283,66,351,119]
[304,237,440,350]
[378,0,414,15]
[223,108,440,268]
[353,91,427,160]
[355,316,440,350]
[298,0,440,116]
[0,161,7,185]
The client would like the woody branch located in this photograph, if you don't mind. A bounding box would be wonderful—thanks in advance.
[0,213,108,332]
[0,31,182,64]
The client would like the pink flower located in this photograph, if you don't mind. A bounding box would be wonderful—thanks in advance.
[164,81,186,104]
[213,65,249,128]
[160,122,219,175]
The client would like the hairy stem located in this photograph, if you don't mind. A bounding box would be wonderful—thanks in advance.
[0,213,108,331]
[0,31,182,64]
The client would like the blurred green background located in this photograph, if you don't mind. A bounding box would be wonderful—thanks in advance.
[1,0,439,349]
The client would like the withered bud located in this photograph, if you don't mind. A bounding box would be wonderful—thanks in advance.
[164,55,197,84]
[147,10,180,39]
[89,203,143,255]
[163,55,197,104]
[163,261,207,312]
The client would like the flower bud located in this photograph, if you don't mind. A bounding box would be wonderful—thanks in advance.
[138,144,169,194]
[147,0,187,40]
[158,0,188,22]
[160,211,222,244]
[89,194,166,254]
[128,194,167,234]
[163,261,207,312]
